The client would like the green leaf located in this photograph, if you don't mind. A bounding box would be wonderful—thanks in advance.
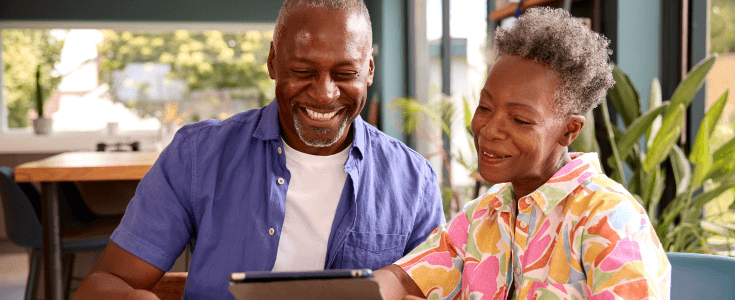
[694,179,735,207]
[646,78,663,148]
[609,65,641,126]
[601,98,626,184]
[713,135,735,165]
[617,103,669,161]
[669,145,691,196]
[463,97,473,136]
[643,104,685,172]
[667,56,717,118]
[570,110,600,153]
[706,90,730,138]
[649,167,666,224]
[690,118,712,189]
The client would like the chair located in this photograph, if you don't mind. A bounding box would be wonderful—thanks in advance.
[151,272,188,300]
[0,167,120,300]
[666,252,735,300]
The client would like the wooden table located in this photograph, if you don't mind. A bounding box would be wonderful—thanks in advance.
[14,151,159,300]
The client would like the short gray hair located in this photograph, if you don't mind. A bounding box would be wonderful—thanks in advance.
[273,0,372,47]
[495,7,615,117]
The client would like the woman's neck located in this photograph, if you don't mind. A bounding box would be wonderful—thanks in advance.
[511,148,572,201]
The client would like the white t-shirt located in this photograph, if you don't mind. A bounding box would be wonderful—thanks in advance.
[271,139,350,271]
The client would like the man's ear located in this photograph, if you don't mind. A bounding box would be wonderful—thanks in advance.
[366,48,375,86]
[267,41,276,80]
[558,114,585,147]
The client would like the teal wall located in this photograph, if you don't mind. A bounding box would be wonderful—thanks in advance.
[616,0,661,113]
[365,0,408,143]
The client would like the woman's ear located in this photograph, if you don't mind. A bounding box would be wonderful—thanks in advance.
[558,115,585,147]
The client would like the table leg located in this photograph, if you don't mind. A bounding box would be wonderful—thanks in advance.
[41,182,63,300]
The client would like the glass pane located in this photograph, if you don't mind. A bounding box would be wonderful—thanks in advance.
[2,28,274,133]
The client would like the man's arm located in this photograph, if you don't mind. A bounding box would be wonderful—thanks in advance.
[374,264,425,300]
[74,241,166,300]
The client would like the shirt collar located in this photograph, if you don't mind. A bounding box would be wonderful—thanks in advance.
[485,153,604,215]
[253,99,366,158]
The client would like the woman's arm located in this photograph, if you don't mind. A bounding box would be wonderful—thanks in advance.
[374,264,425,300]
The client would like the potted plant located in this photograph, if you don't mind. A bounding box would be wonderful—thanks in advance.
[32,64,52,135]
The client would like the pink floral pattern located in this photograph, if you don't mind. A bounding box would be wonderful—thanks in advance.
[396,153,671,300]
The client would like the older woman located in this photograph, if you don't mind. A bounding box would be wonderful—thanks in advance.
[374,7,671,300]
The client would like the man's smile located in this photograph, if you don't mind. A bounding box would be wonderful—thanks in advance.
[303,107,341,121]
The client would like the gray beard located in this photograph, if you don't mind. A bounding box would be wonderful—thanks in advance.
[291,102,349,148]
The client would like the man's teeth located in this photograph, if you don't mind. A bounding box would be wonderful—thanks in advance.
[305,108,338,121]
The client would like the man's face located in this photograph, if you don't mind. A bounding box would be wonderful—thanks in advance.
[268,7,374,155]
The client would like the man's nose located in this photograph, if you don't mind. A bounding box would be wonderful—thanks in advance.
[311,74,340,104]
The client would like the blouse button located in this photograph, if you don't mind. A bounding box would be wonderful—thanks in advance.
[278,147,283,154]
[525,198,532,205]
[277,178,285,185]
[269,228,275,235]
[514,267,521,275]
[520,221,528,229]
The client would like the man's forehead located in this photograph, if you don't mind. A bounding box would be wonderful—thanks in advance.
[283,7,371,43]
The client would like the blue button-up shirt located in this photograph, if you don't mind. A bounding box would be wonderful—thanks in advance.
[111,100,445,299]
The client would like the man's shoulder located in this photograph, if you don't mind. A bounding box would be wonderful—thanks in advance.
[181,107,262,136]
[360,122,431,169]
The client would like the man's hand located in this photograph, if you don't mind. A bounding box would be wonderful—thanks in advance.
[374,265,425,300]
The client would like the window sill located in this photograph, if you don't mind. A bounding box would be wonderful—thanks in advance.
[0,128,171,154]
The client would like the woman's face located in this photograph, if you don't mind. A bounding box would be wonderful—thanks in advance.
[471,55,580,190]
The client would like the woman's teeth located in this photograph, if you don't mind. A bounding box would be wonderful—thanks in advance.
[305,108,338,121]
[483,151,507,158]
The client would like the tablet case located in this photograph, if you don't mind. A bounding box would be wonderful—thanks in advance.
[228,277,384,300]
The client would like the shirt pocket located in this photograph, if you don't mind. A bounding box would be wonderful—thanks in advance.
[341,231,407,271]
[525,280,589,300]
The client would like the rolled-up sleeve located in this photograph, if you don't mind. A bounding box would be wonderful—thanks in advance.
[111,128,195,271]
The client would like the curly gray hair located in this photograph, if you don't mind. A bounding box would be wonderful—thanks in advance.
[273,0,372,47]
[495,7,615,117]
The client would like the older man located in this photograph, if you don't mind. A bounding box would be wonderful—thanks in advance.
[75,1,444,299]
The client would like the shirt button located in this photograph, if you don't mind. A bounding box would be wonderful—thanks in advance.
[269,228,275,235]
[277,178,285,185]
[278,147,283,154]
[520,221,528,228]
[514,267,521,275]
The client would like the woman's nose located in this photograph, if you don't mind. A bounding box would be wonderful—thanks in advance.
[481,115,507,140]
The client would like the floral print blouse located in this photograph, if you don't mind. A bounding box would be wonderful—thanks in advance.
[396,153,671,300]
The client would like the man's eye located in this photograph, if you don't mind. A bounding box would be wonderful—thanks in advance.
[514,119,532,125]
[293,70,314,76]
[335,72,358,78]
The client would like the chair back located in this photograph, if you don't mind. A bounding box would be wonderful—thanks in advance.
[151,272,188,300]
[0,167,43,248]
[667,252,735,300]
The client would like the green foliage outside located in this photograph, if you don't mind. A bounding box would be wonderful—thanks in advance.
[97,29,274,120]
[712,0,735,54]
[393,95,479,218]
[571,56,735,254]
[2,29,64,128]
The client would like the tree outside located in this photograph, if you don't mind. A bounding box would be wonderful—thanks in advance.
[97,29,274,122]
[2,29,64,128]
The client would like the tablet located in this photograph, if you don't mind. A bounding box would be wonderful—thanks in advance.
[228,269,384,300]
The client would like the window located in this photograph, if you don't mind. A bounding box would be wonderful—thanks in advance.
[1,25,274,135]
